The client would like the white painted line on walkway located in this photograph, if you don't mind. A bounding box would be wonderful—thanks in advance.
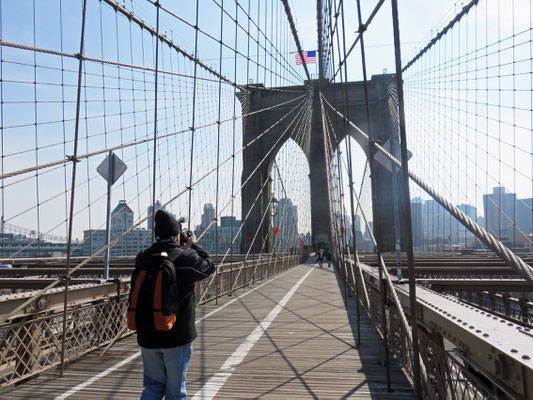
[192,265,315,400]
[55,264,305,399]
[55,351,139,400]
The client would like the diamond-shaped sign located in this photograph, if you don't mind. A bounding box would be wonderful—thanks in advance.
[97,152,127,185]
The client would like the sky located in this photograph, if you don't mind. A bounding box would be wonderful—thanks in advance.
[288,0,532,234]
[0,0,530,249]
[290,0,454,80]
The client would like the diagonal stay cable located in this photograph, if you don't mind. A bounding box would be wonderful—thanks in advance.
[332,133,431,390]
[195,94,312,244]
[196,96,313,304]
[0,39,239,87]
[229,110,313,292]
[228,187,275,295]
[101,0,245,91]
[0,93,312,325]
[332,0,385,81]
[281,0,311,82]
[402,0,479,72]
[0,92,308,181]
[321,95,533,286]
[235,106,314,290]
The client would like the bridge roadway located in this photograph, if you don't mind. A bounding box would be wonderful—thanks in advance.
[2,260,413,399]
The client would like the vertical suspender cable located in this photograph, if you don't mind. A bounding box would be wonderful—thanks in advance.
[256,0,260,83]
[32,0,41,257]
[354,0,378,351]
[330,0,350,326]
[129,6,142,247]
[151,1,161,243]
[229,0,240,295]
[275,1,278,87]
[59,0,87,378]
[83,25,92,256]
[281,0,311,81]
[0,0,3,258]
[512,0,516,252]
[214,0,225,304]
[246,0,251,84]
[390,0,422,397]
[339,0,365,350]
[263,0,267,84]
[187,0,201,225]
[317,0,325,81]
[327,0,347,290]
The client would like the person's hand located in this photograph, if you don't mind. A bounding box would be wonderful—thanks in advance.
[186,230,197,245]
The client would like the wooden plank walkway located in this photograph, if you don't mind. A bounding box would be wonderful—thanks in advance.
[2,261,414,399]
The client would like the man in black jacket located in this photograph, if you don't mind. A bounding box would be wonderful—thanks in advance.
[136,210,215,400]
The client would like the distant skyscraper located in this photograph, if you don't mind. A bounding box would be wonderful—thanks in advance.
[274,198,298,251]
[458,203,477,221]
[354,215,363,241]
[483,187,516,238]
[201,203,216,230]
[516,198,532,235]
[220,216,237,227]
[112,200,134,233]
[84,200,150,256]
[217,217,242,254]
[422,199,457,246]
[147,201,176,230]
[411,198,423,247]
[363,221,373,241]
[194,213,242,254]
[457,203,478,248]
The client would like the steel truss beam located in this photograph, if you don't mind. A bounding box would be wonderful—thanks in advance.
[0,280,129,321]
[360,262,533,398]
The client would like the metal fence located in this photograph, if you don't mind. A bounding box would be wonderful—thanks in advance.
[337,257,521,399]
[0,255,299,388]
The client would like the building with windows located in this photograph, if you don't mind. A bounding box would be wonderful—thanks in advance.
[411,197,423,248]
[0,233,68,258]
[483,187,516,239]
[82,200,151,257]
[147,201,177,230]
[201,203,216,230]
[273,198,298,252]
[516,198,532,236]
[194,210,242,254]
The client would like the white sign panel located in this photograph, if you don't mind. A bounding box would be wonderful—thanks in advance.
[373,137,412,174]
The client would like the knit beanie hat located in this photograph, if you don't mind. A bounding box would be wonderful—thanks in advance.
[154,210,181,239]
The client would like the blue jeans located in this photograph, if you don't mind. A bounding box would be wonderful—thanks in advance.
[140,343,193,400]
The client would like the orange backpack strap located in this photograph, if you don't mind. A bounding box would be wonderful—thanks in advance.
[153,270,177,331]
[127,270,147,330]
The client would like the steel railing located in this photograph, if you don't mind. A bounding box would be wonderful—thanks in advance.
[336,256,532,399]
[0,255,300,388]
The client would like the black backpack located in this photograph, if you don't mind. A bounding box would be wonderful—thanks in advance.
[127,247,182,331]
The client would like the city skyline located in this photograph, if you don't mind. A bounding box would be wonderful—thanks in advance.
[1,183,531,258]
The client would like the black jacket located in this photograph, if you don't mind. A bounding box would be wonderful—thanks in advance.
[134,240,215,348]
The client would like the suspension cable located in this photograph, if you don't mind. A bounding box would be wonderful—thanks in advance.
[322,96,533,286]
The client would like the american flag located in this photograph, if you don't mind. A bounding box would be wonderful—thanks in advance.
[295,50,316,65]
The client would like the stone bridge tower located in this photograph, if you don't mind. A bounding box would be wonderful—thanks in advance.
[238,74,400,254]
